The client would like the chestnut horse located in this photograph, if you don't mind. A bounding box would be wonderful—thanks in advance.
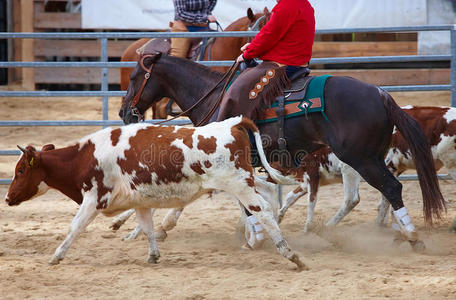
[119,53,447,252]
[120,8,270,119]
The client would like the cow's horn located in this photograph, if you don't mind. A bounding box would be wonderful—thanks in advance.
[17,145,27,153]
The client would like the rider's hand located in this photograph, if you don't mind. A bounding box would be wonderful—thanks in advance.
[208,15,217,22]
[236,54,245,63]
[240,43,250,52]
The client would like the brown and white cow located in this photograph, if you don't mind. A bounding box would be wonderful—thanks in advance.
[276,106,456,232]
[5,116,305,270]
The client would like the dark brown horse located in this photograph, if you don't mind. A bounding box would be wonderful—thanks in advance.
[119,53,446,251]
[119,8,270,119]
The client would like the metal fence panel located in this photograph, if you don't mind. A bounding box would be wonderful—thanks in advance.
[0,25,455,184]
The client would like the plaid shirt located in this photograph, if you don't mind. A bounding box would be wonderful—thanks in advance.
[173,0,217,24]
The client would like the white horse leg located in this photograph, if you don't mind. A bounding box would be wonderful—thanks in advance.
[326,166,361,227]
[278,186,307,223]
[49,196,99,265]
[135,208,160,263]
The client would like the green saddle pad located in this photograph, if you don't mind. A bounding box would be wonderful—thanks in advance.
[256,74,331,124]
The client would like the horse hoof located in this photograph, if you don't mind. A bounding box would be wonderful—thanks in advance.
[410,240,426,253]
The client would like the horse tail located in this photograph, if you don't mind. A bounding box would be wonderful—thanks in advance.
[379,88,446,224]
[238,117,298,185]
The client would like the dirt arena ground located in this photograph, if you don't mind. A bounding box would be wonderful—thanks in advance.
[0,91,455,299]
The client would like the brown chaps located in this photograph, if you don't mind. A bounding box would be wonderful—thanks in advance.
[217,62,290,121]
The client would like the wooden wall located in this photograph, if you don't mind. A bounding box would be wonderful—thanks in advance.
[11,0,449,89]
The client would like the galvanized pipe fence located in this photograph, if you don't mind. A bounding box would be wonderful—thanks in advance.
[0,25,455,185]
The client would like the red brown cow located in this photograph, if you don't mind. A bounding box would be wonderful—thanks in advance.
[276,106,456,234]
[5,116,304,270]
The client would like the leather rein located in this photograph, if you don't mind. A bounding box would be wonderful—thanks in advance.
[129,53,239,126]
[129,54,156,121]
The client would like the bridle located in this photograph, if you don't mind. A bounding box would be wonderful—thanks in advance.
[128,53,157,121]
[246,15,267,43]
[248,15,266,31]
[126,15,269,125]
[126,52,239,126]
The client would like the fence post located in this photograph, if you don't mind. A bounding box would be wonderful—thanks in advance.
[100,37,109,125]
[451,25,456,107]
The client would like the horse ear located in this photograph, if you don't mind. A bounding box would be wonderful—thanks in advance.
[263,7,270,17]
[143,51,162,66]
[41,144,55,151]
[247,8,254,22]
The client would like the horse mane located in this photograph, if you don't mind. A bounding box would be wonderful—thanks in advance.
[164,55,224,80]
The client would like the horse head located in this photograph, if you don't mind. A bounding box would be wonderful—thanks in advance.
[120,51,165,124]
[224,7,271,42]
[247,7,271,31]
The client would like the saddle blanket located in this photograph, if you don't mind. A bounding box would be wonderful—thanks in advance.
[256,74,332,124]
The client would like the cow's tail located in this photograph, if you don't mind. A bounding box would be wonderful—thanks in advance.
[238,117,298,185]
[379,89,446,224]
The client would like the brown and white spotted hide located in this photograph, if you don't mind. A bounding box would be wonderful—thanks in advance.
[385,106,456,179]
[7,117,256,212]
[6,116,304,269]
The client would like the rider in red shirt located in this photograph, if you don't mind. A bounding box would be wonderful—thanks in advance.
[217,0,316,122]
[237,0,315,78]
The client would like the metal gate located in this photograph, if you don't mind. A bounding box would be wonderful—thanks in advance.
[0,25,455,185]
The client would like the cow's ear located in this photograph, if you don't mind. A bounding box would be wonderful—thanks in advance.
[41,144,55,151]
[17,145,40,168]
[247,8,254,22]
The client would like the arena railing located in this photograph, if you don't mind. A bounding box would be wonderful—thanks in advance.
[0,25,454,185]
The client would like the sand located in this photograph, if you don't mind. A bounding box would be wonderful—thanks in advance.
[0,91,455,299]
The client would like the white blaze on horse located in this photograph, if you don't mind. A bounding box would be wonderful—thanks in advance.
[277,106,455,235]
[5,116,305,270]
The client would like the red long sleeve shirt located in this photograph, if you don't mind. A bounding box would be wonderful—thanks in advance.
[242,0,315,66]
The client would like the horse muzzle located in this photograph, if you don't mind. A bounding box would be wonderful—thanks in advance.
[122,107,143,125]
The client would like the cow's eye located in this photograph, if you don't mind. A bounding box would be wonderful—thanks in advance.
[18,169,23,174]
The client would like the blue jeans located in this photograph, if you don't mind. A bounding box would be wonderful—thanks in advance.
[286,65,305,78]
